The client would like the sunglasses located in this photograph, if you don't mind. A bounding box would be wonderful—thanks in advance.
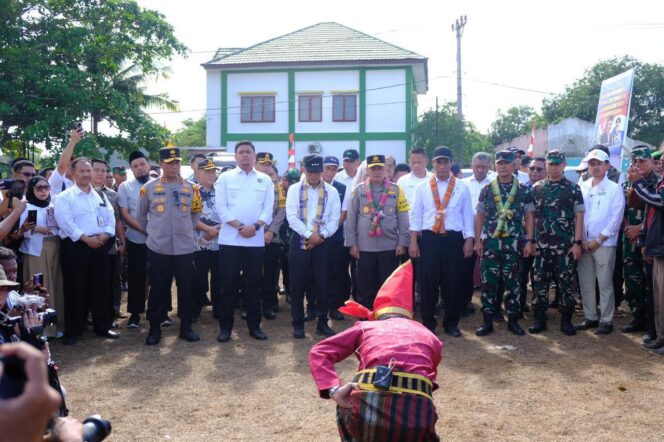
[34,185,51,191]
[21,172,36,178]
[529,167,544,172]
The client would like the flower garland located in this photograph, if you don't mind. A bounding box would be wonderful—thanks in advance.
[491,177,519,238]
[431,175,455,235]
[364,178,390,237]
[299,181,327,249]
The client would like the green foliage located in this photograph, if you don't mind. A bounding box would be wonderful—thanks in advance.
[172,117,207,148]
[542,56,664,146]
[0,0,186,155]
[413,102,493,166]
[488,106,544,145]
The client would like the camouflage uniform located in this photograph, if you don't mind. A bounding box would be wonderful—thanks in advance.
[477,180,534,317]
[531,177,585,310]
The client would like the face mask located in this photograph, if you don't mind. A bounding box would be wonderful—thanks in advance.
[136,174,150,184]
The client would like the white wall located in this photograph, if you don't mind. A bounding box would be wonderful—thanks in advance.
[227,72,289,134]
[365,140,406,164]
[294,70,359,133]
[206,71,222,146]
[365,69,406,133]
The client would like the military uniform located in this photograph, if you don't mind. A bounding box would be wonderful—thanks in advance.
[346,155,410,308]
[137,147,203,345]
[530,151,584,332]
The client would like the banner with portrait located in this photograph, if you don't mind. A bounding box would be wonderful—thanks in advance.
[592,68,635,171]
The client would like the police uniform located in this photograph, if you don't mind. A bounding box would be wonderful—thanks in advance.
[137,147,203,345]
[256,152,287,320]
[475,150,534,336]
[346,154,410,309]
[530,150,585,335]
[622,146,660,333]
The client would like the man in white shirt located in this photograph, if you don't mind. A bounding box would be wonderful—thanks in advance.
[287,155,341,339]
[335,149,360,192]
[508,147,530,184]
[215,141,274,342]
[575,149,625,334]
[54,158,117,345]
[409,146,474,337]
[397,147,431,207]
[49,128,82,198]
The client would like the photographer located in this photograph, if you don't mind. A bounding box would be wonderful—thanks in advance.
[0,266,44,347]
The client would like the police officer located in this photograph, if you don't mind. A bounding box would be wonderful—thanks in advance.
[529,150,585,335]
[474,150,535,336]
[137,147,203,345]
[623,146,660,335]
[346,154,410,309]
[255,152,286,320]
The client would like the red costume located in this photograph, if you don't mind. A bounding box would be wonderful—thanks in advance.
[309,261,443,441]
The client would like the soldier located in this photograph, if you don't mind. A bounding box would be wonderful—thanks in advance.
[475,150,535,336]
[255,152,286,320]
[346,154,410,309]
[623,146,660,337]
[529,150,585,336]
[137,147,203,346]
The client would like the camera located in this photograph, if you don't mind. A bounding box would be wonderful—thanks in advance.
[0,179,25,200]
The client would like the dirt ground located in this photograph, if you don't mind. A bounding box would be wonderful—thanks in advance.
[53,292,664,442]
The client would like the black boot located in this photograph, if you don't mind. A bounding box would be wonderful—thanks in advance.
[475,311,494,336]
[507,315,525,335]
[145,323,161,346]
[560,308,577,336]
[179,318,200,342]
[528,309,547,334]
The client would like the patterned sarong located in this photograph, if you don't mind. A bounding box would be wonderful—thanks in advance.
[336,390,439,442]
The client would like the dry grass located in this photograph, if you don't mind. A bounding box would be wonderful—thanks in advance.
[53,293,664,442]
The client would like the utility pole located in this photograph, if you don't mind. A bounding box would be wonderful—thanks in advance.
[451,15,467,121]
[435,96,439,144]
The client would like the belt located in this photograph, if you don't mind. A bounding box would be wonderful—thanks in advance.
[353,368,433,400]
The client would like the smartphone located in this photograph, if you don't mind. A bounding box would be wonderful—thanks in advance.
[73,121,82,130]
[8,180,25,199]
[33,273,44,286]
[27,210,37,224]
[0,179,15,191]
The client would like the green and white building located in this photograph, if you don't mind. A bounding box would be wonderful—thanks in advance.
[202,22,428,167]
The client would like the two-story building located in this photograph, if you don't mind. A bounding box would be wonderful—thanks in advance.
[202,22,428,168]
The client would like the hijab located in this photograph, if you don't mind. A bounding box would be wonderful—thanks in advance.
[26,176,51,208]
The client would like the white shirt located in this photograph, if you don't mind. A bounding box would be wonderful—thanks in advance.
[215,167,274,247]
[517,170,529,184]
[397,171,432,208]
[54,184,115,241]
[409,175,474,238]
[462,174,492,215]
[580,174,625,247]
[286,180,341,239]
[335,169,358,194]
[19,203,59,257]
[48,169,73,198]
[118,178,149,245]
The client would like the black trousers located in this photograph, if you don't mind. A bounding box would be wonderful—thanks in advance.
[290,233,330,326]
[109,253,122,315]
[262,242,281,311]
[520,255,535,307]
[646,262,656,338]
[193,249,221,318]
[60,238,113,336]
[460,252,476,306]
[126,241,148,314]
[280,241,290,291]
[146,250,196,324]
[328,240,351,311]
[357,250,398,309]
[218,245,264,330]
[419,230,464,331]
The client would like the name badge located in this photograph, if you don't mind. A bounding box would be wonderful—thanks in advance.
[46,207,58,228]
[97,206,107,227]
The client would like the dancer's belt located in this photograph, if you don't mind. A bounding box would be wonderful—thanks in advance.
[353,368,433,400]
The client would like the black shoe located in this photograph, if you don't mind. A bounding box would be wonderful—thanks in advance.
[249,327,268,340]
[316,322,336,337]
[593,322,613,335]
[445,326,462,337]
[62,335,77,346]
[263,310,277,320]
[642,339,664,350]
[126,314,140,329]
[145,333,161,346]
[575,319,599,330]
[179,319,200,342]
[475,311,494,336]
[329,310,344,321]
[507,317,525,336]
[622,320,646,333]
[96,330,120,339]
[217,329,231,343]
[304,311,316,322]
[161,315,173,327]
[528,309,547,334]
[293,325,305,339]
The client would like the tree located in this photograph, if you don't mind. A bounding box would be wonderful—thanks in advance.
[542,56,664,147]
[413,102,492,166]
[0,0,186,157]
[172,117,207,148]
[488,106,545,145]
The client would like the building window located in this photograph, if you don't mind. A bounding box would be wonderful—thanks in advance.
[332,94,357,122]
[241,96,275,123]
[298,95,322,122]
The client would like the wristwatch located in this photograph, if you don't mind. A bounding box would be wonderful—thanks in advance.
[573,240,583,246]
[254,223,261,231]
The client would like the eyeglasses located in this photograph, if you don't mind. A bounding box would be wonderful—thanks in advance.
[21,172,36,178]
[529,167,544,172]
[34,185,51,191]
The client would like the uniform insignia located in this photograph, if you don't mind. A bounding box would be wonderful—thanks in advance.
[139,187,146,197]
[156,204,165,213]
[363,206,370,214]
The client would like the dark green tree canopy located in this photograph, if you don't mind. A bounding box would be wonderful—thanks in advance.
[488,105,543,145]
[172,116,206,148]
